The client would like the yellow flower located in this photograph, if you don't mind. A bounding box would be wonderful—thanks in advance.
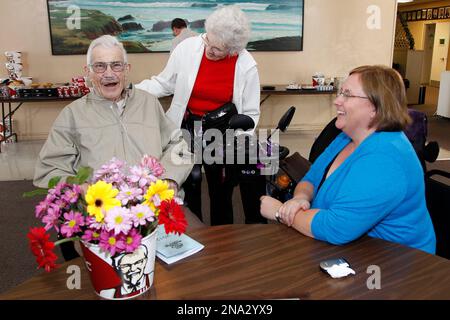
[144,180,174,211]
[85,181,121,222]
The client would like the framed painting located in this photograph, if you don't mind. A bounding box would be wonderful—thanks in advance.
[46,0,304,54]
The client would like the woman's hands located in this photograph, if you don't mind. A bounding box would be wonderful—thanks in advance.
[260,195,316,238]
[278,197,310,226]
[260,196,283,221]
[260,196,310,226]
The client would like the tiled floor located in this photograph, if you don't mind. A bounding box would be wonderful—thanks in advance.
[0,140,44,181]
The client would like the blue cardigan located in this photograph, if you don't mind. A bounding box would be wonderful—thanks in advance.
[302,131,436,254]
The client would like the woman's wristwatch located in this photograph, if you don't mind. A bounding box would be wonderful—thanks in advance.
[275,211,282,223]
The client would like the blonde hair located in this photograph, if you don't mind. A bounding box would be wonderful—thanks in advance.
[350,65,411,131]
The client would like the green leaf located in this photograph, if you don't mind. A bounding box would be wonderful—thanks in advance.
[48,176,62,189]
[23,188,49,198]
[76,167,93,185]
[66,176,78,185]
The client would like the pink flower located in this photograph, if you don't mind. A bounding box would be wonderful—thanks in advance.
[130,204,155,227]
[62,184,82,204]
[81,229,101,242]
[94,157,126,184]
[42,203,62,232]
[140,155,164,177]
[48,183,66,197]
[86,216,106,230]
[105,207,133,235]
[128,166,156,188]
[60,211,85,238]
[99,230,126,256]
[116,185,143,206]
[123,229,142,253]
[35,200,49,219]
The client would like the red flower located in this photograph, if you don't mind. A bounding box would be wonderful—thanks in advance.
[158,199,187,235]
[27,227,58,272]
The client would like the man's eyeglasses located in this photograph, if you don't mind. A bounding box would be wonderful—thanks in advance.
[336,88,369,101]
[201,33,227,55]
[89,61,126,73]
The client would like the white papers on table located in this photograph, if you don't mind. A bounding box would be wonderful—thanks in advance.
[156,224,204,264]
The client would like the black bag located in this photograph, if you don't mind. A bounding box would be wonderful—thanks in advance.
[201,102,238,134]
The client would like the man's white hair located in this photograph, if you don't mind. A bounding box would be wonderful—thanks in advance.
[86,35,128,65]
[205,5,251,55]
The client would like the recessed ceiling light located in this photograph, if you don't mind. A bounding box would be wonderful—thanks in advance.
[398,0,414,3]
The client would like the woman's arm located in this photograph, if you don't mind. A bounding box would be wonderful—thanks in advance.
[259,194,318,239]
[277,181,314,226]
[240,64,261,127]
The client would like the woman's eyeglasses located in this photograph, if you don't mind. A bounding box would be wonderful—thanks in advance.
[336,88,369,101]
[201,34,227,55]
[89,61,126,73]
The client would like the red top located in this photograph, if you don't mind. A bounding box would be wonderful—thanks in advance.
[187,50,238,116]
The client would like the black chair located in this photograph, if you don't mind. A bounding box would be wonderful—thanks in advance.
[425,169,450,259]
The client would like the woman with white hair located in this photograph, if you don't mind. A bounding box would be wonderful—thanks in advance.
[137,5,262,226]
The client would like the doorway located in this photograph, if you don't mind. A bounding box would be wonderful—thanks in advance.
[430,22,450,86]
[422,23,435,85]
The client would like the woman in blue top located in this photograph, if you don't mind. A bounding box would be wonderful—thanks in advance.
[260,65,436,254]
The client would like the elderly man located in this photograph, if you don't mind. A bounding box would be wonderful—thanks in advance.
[34,35,192,191]
[34,36,202,260]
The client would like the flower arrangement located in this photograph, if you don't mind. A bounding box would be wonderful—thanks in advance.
[27,155,187,272]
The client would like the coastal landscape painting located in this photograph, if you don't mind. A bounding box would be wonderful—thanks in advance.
[47,0,303,54]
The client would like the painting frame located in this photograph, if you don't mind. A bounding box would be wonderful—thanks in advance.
[433,8,438,19]
[46,0,304,55]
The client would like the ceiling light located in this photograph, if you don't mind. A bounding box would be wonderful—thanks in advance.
[398,0,414,3]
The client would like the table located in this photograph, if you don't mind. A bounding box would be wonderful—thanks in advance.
[1,224,450,300]
[0,96,76,152]
[260,85,336,106]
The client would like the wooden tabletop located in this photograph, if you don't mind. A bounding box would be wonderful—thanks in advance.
[1,224,450,300]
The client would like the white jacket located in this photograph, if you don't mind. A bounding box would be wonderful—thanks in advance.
[136,35,261,128]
